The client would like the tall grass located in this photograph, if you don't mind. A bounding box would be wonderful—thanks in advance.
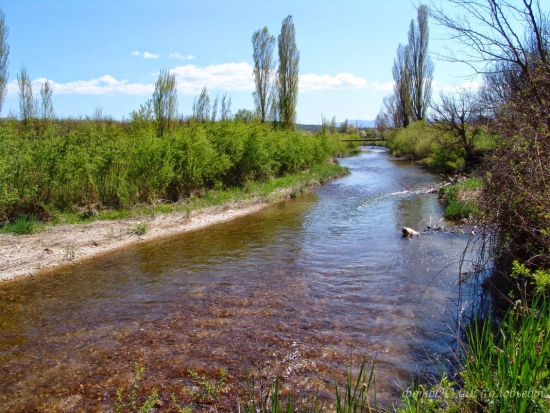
[398,296,550,413]
[240,360,380,413]
[458,296,550,412]
[439,178,482,220]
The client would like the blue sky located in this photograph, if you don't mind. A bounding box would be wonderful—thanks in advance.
[2,0,479,124]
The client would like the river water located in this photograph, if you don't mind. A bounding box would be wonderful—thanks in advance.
[0,148,469,412]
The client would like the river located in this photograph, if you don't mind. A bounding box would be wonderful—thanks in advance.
[0,148,469,411]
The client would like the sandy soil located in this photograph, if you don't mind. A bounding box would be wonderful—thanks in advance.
[0,199,270,283]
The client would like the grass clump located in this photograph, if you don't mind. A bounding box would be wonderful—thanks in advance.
[9,215,38,235]
[398,296,550,413]
[439,178,482,220]
[240,360,379,413]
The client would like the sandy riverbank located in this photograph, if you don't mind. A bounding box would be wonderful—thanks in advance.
[0,198,270,283]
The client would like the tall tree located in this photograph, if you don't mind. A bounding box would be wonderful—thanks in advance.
[18,66,35,122]
[152,69,178,137]
[0,7,8,115]
[252,27,276,123]
[392,44,412,128]
[211,94,219,122]
[407,5,434,121]
[192,86,210,123]
[277,15,300,130]
[220,92,232,121]
[40,79,54,120]
[431,89,481,162]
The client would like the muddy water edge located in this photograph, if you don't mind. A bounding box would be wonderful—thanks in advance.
[0,148,469,412]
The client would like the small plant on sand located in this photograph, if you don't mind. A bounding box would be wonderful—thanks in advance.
[129,223,148,236]
[63,244,80,261]
[114,362,158,413]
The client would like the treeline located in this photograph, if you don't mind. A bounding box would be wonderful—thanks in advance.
[374,4,498,173]
[393,2,550,411]
[0,118,355,222]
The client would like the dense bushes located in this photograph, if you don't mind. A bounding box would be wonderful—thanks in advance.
[0,119,349,222]
[385,120,495,172]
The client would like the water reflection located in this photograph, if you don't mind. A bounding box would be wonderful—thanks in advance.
[0,149,468,412]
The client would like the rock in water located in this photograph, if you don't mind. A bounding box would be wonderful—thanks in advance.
[402,227,419,237]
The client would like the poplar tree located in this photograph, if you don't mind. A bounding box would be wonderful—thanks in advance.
[18,66,35,123]
[252,27,275,123]
[277,15,300,130]
[211,94,219,122]
[392,44,411,128]
[152,69,178,137]
[0,7,8,115]
[220,93,232,121]
[192,86,210,123]
[40,79,55,120]
[407,5,433,121]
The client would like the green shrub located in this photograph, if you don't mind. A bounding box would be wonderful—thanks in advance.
[387,120,432,160]
[440,178,482,220]
[0,119,347,223]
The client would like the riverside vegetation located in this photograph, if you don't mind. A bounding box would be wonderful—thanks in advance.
[2,1,550,412]
[0,117,360,234]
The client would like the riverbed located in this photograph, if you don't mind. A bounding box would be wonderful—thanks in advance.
[0,148,469,412]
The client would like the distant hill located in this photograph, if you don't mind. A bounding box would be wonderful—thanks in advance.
[297,124,323,133]
[344,119,375,128]
[297,120,376,133]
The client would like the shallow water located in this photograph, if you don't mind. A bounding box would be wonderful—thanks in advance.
[0,148,469,411]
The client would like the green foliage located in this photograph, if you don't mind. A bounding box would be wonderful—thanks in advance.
[387,120,432,160]
[399,297,550,413]
[239,360,380,413]
[277,15,300,130]
[152,69,177,137]
[511,261,550,294]
[334,360,378,413]
[183,368,227,404]
[386,120,495,172]
[458,296,550,413]
[17,66,35,122]
[241,363,320,413]
[397,374,458,413]
[0,119,347,225]
[114,363,158,413]
[129,223,147,236]
[439,178,482,220]
[425,135,466,172]
[9,214,37,235]
[252,26,276,123]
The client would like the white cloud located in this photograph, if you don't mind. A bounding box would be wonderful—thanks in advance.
[366,81,394,91]
[168,53,196,60]
[143,52,159,59]
[170,62,255,94]
[299,73,393,92]
[300,73,367,91]
[131,51,140,56]
[5,75,154,96]
[4,63,392,99]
